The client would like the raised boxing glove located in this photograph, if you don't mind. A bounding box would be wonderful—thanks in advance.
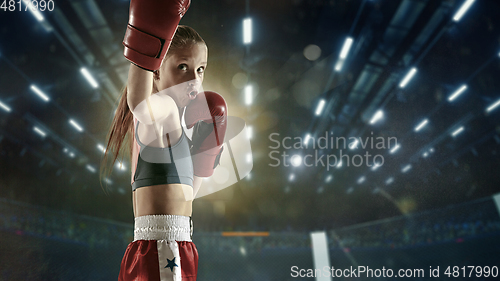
[123,0,191,71]
[185,91,227,177]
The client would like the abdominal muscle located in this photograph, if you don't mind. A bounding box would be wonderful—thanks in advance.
[133,183,193,217]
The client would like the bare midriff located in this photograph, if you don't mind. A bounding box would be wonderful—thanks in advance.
[133,183,194,217]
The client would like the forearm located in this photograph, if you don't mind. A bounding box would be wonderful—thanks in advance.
[193,176,203,199]
[127,63,153,112]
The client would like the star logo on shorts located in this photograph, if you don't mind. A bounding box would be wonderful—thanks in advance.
[165,257,178,272]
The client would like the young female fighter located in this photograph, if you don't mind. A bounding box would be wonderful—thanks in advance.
[100,0,227,280]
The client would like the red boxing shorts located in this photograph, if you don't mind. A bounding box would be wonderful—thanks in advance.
[118,215,198,281]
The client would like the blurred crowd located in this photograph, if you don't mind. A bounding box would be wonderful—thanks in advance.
[330,198,500,250]
[1,197,500,253]
[0,198,133,249]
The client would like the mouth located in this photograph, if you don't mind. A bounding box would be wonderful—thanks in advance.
[188,89,198,100]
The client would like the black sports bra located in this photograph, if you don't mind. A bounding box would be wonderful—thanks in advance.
[131,120,194,191]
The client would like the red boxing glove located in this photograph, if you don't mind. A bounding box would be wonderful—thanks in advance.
[185,91,227,177]
[123,0,191,71]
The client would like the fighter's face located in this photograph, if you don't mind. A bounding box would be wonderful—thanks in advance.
[155,43,208,108]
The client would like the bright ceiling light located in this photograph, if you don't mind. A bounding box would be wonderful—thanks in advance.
[452,0,475,22]
[291,155,302,167]
[325,175,333,183]
[33,126,46,137]
[385,177,394,185]
[414,119,429,132]
[315,99,326,116]
[451,126,464,137]
[243,18,252,44]
[30,85,50,102]
[369,110,384,124]
[86,165,96,173]
[245,85,253,106]
[486,98,500,113]
[390,144,400,154]
[357,176,365,184]
[339,37,353,59]
[304,133,311,145]
[401,164,412,173]
[80,67,99,88]
[0,101,11,112]
[448,85,467,102]
[69,119,84,132]
[399,67,417,88]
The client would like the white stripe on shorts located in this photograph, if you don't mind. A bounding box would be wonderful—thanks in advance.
[157,240,182,281]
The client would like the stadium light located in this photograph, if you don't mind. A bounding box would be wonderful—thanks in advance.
[80,67,99,88]
[334,60,345,72]
[243,18,252,44]
[385,177,394,185]
[325,175,333,183]
[33,126,46,137]
[30,85,50,102]
[245,85,253,105]
[452,0,475,22]
[349,139,359,150]
[246,125,253,139]
[486,98,500,113]
[334,37,353,72]
[63,147,75,158]
[451,126,464,137]
[315,99,326,116]
[401,164,412,173]
[0,100,11,112]
[357,176,365,184]
[390,144,400,154]
[369,110,384,124]
[371,163,381,171]
[448,85,467,102]
[339,37,353,59]
[414,119,429,132]
[86,165,96,173]
[116,162,126,171]
[304,133,311,146]
[291,155,302,167]
[69,119,84,132]
[22,0,44,22]
[97,144,106,153]
[399,67,417,88]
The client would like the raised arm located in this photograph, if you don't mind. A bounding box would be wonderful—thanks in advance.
[123,0,191,120]
[127,64,153,113]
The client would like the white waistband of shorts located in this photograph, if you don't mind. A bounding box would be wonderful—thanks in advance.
[133,215,192,242]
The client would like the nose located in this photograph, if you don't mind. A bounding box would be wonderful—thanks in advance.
[188,79,200,88]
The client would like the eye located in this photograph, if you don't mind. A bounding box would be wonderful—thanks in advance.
[178,64,188,71]
[197,66,205,74]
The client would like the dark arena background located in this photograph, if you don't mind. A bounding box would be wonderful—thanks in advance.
[1,0,500,280]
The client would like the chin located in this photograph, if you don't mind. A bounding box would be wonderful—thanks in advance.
[179,98,190,108]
